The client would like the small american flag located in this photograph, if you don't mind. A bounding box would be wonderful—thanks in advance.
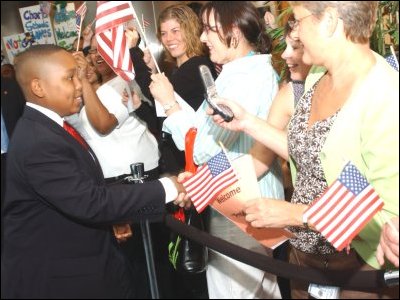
[142,17,150,28]
[76,2,87,32]
[95,1,135,81]
[183,151,238,213]
[385,54,399,72]
[303,162,384,251]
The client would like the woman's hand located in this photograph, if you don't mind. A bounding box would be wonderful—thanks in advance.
[207,98,254,132]
[149,73,175,105]
[125,26,140,49]
[82,25,94,47]
[143,48,156,74]
[376,217,399,267]
[122,89,142,110]
[72,51,89,81]
[245,198,302,228]
[169,172,193,209]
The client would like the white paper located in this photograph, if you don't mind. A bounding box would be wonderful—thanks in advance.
[308,283,340,299]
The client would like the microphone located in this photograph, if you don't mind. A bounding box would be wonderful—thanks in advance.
[199,65,234,122]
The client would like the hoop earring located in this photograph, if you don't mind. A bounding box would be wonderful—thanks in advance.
[231,37,238,49]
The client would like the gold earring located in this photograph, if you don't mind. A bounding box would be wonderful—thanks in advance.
[231,37,238,48]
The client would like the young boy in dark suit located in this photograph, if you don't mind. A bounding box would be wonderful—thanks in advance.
[1,45,186,299]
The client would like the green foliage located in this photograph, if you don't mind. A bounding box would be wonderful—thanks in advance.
[370,1,399,56]
[265,4,292,82]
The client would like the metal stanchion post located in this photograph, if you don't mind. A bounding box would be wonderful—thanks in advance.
[130,163,160,299]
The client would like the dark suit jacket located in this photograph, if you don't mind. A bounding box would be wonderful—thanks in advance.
[1,77,25,137]
[1,106,166,299]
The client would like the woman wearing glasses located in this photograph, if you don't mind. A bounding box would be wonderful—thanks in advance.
[209,2,398,298]
[150,2,283,298]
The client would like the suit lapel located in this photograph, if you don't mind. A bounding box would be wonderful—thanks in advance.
[23,107,104,180]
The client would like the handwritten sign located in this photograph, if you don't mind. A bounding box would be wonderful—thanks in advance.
[2,33,36,64]
[19,4,56,45]
[211,155,295,249]
[53,2,78,50]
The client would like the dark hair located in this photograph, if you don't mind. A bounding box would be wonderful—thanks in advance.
[14,45,67,95]
[201,1,272,54]
[187,2,203,17]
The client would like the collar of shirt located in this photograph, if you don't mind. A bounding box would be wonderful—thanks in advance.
[218,54,272,80]
[26,102,64,127]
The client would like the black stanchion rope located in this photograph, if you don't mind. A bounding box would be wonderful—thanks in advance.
[166,215,397,292]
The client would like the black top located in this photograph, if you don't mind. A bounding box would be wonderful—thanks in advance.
[170,56,217,111]
[129,47,158,138]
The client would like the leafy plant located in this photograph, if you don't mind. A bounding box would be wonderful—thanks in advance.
[264,3,292,82]
[370,1,399,56]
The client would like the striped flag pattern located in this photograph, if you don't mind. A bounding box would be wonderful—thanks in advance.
[95,1,135,81]
[183,151,238,213]
[143,18,150,28]
[76,2,87,32]
[303,162,384,251]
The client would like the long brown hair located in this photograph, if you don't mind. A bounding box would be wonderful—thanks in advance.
[157,4,205,63]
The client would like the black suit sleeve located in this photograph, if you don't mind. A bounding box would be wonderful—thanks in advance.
[24,134,165,225]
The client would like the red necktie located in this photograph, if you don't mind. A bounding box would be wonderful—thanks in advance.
[63,121,88,149]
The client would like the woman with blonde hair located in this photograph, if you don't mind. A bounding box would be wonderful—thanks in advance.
[156,4,217,174]
[209,1,398,298]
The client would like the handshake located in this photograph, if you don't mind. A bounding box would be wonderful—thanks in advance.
[169,172,193,209]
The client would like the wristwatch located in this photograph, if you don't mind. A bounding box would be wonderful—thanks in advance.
[163,101,178,112]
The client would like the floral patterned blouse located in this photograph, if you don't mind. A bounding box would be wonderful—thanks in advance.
[287,79,340,255]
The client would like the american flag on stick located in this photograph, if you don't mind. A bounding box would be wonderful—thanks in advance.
[183,151,238,213]
[95,1,135,81]
[76,2,87,32]
[142,14,150,28]
[303,162,384,251]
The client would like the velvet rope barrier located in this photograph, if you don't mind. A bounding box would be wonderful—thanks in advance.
[165,214,398,291]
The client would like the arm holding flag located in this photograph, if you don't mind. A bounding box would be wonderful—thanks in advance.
[244,198,310,229]
[150,65,278,165]
[72,52,118,135]
[125,27,154,103]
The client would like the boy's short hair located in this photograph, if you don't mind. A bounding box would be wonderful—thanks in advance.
[14,44,67,97]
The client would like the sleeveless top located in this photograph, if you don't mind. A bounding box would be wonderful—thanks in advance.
[287,79,340,255]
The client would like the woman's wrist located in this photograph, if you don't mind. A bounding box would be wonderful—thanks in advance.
[164,101,181,116]
[242,113,259,134]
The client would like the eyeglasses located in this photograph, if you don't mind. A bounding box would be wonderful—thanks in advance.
[88,48,98,54]
[202,24,219,35]
[288,14,314,29]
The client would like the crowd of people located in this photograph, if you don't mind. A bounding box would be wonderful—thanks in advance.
[1,1,398,299]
